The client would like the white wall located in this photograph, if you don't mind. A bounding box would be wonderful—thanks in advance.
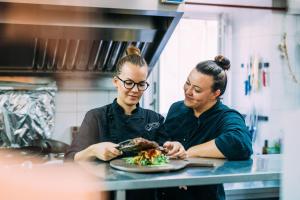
[228,9,300,200]
[282,110,300,200]
[53,89,117,144]
[159,18,218,114]
[229,9,300,154]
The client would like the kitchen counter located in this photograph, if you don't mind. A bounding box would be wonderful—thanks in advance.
[80,154,281,200]
[224,180,280,199]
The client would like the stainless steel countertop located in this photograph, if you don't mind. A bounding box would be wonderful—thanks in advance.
[80,154,281,191]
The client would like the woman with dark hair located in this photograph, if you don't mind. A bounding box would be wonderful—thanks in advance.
[160,55,253,200]
[65,46,185,199]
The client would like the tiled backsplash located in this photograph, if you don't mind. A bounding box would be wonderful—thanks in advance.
[52,90,117,144]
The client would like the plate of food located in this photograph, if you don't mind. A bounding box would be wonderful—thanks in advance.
[111,138,217,173]
[110,148,188,173]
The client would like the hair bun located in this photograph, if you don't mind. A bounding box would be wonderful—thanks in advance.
[214,55,230,70]
[126,46,141,56]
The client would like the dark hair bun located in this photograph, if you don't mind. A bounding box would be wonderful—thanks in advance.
[214,55,230,70]
[126,46,141,56]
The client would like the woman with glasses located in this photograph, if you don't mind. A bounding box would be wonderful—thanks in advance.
[65,46,184,161]
[158,56,253,200]
[65,46,185,199]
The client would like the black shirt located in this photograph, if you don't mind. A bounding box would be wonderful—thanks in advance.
[159,100,253,200]
[65,99,168,160]
[165,100,252,160]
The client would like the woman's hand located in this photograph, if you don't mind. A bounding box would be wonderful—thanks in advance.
[74,142,122,162]
[91,142,122,161]
[163,141,186,159]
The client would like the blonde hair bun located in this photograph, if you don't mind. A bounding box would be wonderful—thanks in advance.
[126,46,141,56]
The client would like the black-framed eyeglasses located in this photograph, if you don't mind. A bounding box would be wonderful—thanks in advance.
[116,76,149,91]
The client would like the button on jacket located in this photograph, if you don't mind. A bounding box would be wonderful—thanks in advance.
[65,99,168,160]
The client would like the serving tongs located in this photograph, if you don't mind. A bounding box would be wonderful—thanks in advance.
[116,139,138,153]
[116,138,165,153]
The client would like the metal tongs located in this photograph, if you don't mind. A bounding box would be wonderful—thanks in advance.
[116,138,166,153]
[116,139,141,153]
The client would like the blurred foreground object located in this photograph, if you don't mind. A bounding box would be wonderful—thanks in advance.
[0,154,106,200]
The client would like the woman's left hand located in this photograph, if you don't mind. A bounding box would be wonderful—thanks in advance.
[163,141,186,159]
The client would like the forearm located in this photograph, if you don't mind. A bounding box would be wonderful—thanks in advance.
[187,139,225,158]
[74,145,96,162]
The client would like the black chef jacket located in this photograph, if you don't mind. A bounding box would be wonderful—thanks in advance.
[158,100,253,200]
[65,99,169,200]
[65,99,169,160]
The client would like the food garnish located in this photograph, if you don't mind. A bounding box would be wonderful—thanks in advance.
[124,149,168,166]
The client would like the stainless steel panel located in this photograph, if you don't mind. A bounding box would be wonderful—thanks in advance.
[97,41,113,71]
[46,39,58,70]
[106,41,122,72]
[65,40,77,71]
[80,155,281,191]
[51,40,59,70]
[74,40,93,71]
[61,40,70,71]
[87,40,103,71]
[70,40,80,70]
[0,0,183,83]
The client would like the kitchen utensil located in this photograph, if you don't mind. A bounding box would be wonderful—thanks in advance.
[116,138,160,153]
[31,138,70,154]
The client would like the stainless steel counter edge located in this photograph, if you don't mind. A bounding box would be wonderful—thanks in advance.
[102,171,281,191]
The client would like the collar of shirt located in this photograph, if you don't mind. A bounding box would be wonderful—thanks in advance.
[109,98,144,119]
[197,100,221,120]
[183,100,222,125]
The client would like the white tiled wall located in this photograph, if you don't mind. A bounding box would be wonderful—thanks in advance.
[229,9,300,154]
[53,90,117,144]
[77,91,109,112]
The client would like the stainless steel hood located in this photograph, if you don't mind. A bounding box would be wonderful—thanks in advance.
[0,0,183,77]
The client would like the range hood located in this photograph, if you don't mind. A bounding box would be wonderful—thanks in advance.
[0,0,183,76]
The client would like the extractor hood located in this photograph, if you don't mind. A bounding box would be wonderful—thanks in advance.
[0,0,183,76]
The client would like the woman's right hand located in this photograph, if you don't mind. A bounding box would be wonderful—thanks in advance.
[91,142,122,161]
[74,142,122,162]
